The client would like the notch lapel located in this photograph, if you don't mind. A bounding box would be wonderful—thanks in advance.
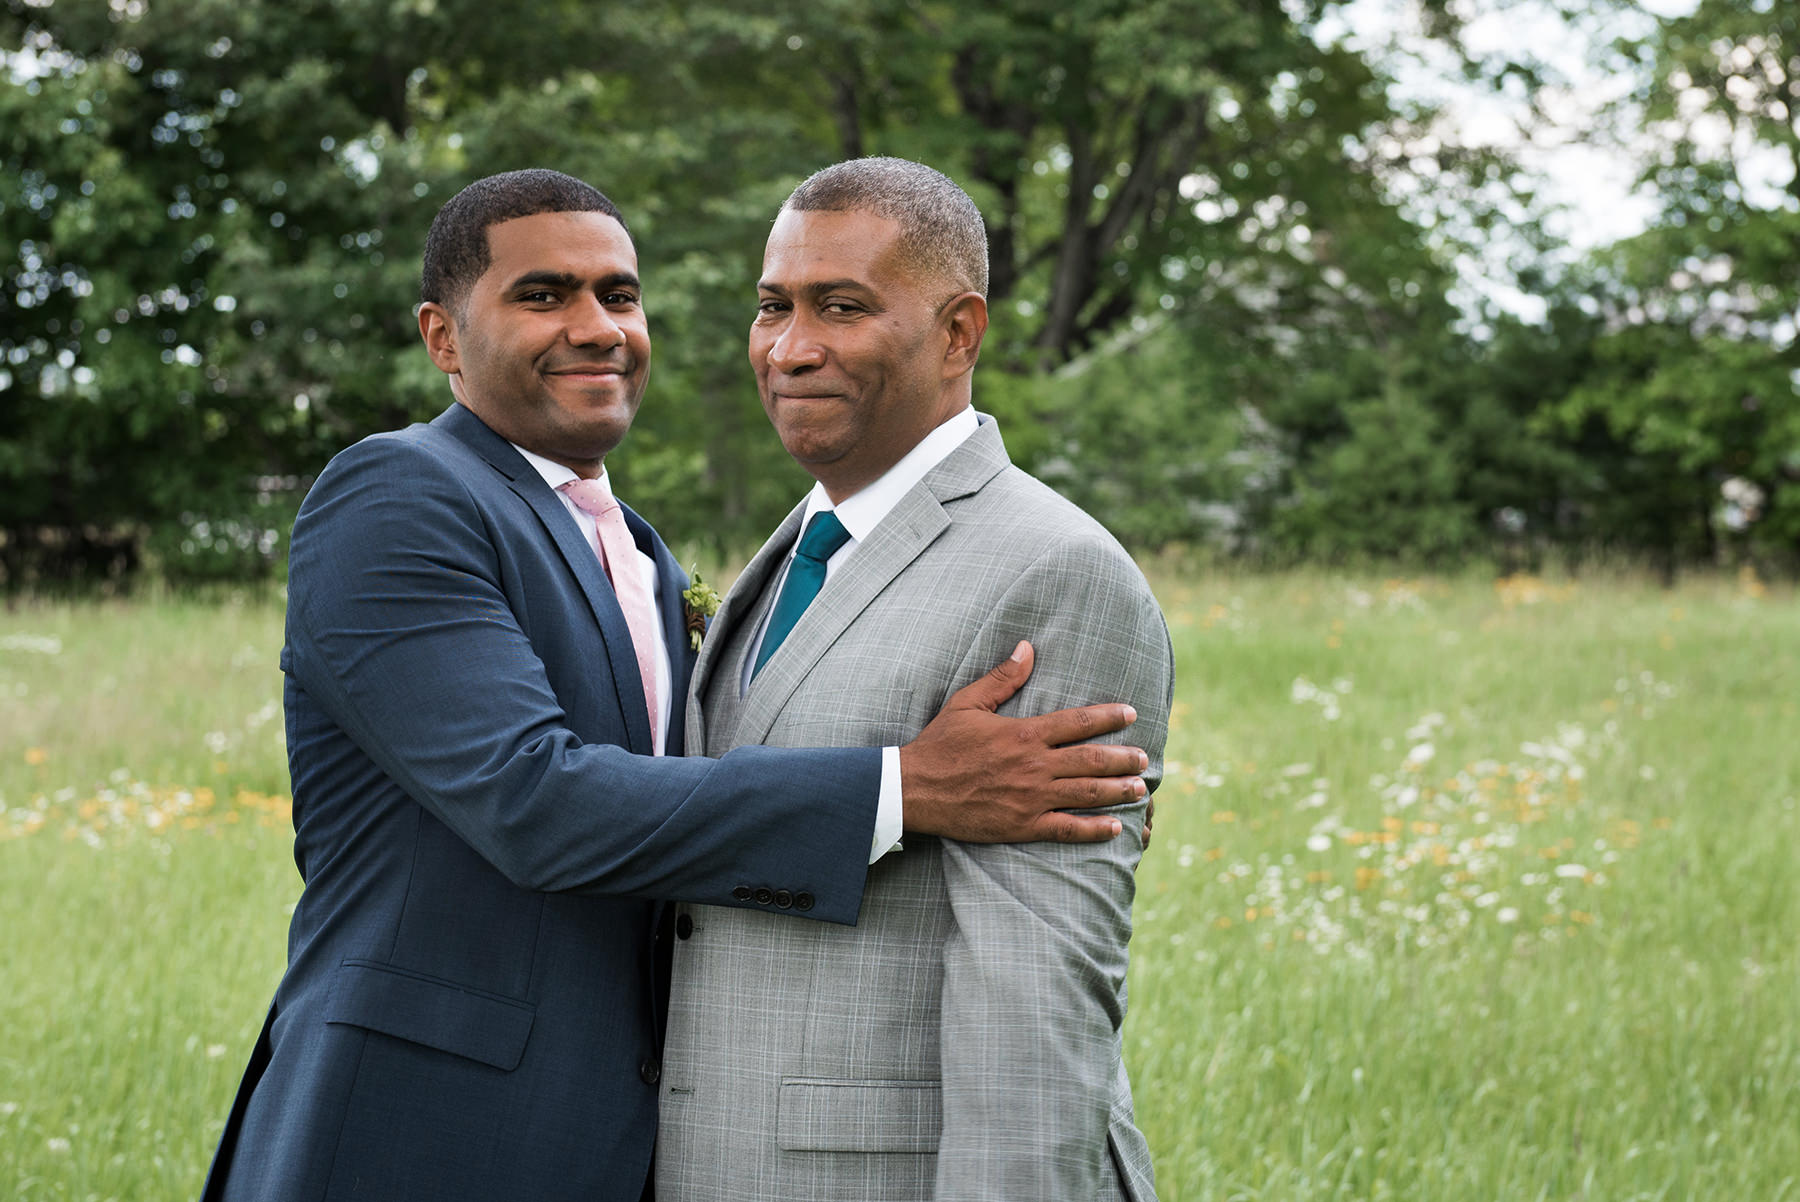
[432,404,655,755]
[701,415,1014,752]
[685,502,805,754]
[622,501,695,757]
[728,491,950,748]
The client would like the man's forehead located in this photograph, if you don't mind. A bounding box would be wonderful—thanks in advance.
[484,210,636,270]
[761,208,903,285]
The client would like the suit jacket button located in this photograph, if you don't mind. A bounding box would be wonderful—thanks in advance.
[675,913,694,939]
[752,887,774,905]
[732,885,753,901]
[639,1058,661,1085]
[794,892,814,911]
[774,890,793,909]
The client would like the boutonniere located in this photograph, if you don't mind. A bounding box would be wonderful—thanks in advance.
[681,568,721,651]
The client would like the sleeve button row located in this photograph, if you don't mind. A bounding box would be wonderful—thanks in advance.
[728,885,815,911]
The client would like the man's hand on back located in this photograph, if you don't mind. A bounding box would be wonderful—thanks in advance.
[898,641,1148,844]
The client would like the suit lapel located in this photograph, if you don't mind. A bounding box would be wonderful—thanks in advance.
[432,403,654,754]
[687,501,806,753]
[622,501,695,757]
[729,419,1011,747]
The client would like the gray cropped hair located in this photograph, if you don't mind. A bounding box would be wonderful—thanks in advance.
[783,157,989,299]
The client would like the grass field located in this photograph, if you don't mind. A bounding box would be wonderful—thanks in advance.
[3,571,1796,1200]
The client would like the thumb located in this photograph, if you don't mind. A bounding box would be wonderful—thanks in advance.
[947,640,1034,714]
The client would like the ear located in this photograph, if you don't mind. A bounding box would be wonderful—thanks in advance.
[940,292,988,379]
[417,301,462,375]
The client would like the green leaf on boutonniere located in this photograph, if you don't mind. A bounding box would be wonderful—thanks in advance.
[681,569,721,651]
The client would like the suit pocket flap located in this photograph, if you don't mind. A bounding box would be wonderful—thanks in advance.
[324,959,534,1071]
[777,1078,942,1153]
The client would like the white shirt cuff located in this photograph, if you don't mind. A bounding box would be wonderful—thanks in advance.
[870,745,905,862]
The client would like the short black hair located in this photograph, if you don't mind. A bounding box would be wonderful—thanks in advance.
[420,169,626,312]
[784,157,988,298]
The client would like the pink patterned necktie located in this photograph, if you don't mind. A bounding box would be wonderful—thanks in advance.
[559,477,661,753]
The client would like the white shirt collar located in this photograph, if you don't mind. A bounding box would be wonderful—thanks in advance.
[801,406,980,539]
[511,443,614,496]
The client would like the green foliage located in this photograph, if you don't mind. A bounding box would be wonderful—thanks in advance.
[1273,392,1476,562]
[0,0,1515,568]
[983,324,1252,550]
[2,0,1791,576]
[1549,0,1800,566]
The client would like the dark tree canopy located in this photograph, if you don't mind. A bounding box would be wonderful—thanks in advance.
[2,0,1793,585]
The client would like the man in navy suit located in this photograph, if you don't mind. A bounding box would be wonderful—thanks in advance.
[200,170,1149,1201]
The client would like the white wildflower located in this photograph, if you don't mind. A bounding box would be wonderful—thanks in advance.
[0,634,62,655]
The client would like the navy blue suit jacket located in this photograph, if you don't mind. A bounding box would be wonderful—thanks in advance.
[202,403,880,1201]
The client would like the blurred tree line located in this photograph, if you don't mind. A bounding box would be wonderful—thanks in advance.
[1,0,1795,587]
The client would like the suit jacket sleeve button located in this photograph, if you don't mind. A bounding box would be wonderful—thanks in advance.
[731,885,753,901]
[773,890,793,909]
[752,887,774,905]
[639,1058,661,1085]
[794,892,814,911]
[675,913,694,939]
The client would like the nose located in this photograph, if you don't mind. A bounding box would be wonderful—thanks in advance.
[566,292,625,349]
[764,312,825,374]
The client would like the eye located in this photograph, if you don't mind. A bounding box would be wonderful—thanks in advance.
[603,290,640,307]
[755,298,790,317]
[821,299,863,316]
[518,289,560,304]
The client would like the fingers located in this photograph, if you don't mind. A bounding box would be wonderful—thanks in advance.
[1043,742,1148,782]
[1031,811,1126,844]
[1040,775,1146,810]
[1027,702,1137,746]
[941,640,1035,715]
[1142,794,1155,849]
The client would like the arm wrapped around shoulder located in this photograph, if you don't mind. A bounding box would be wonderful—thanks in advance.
[284,432,878,919]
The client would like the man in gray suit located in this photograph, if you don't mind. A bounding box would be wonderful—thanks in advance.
[657,158,1173,1200]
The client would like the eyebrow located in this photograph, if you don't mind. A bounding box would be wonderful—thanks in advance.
[507,269,641,293]
[757,277,872,295]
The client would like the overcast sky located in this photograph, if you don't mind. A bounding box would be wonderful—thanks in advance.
[1319,0,1705,318]
[1330,0,1702,241]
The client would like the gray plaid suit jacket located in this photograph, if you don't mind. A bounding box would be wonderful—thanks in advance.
[656,417,1173,1201]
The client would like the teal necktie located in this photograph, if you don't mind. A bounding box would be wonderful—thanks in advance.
[753,510,851,677]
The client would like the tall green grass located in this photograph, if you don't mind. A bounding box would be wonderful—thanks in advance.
[1130,570,1799,1200]
[1,595,295,1200]
[3,572,1796,1199]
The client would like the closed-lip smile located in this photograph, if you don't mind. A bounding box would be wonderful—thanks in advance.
[545,363,630,381]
